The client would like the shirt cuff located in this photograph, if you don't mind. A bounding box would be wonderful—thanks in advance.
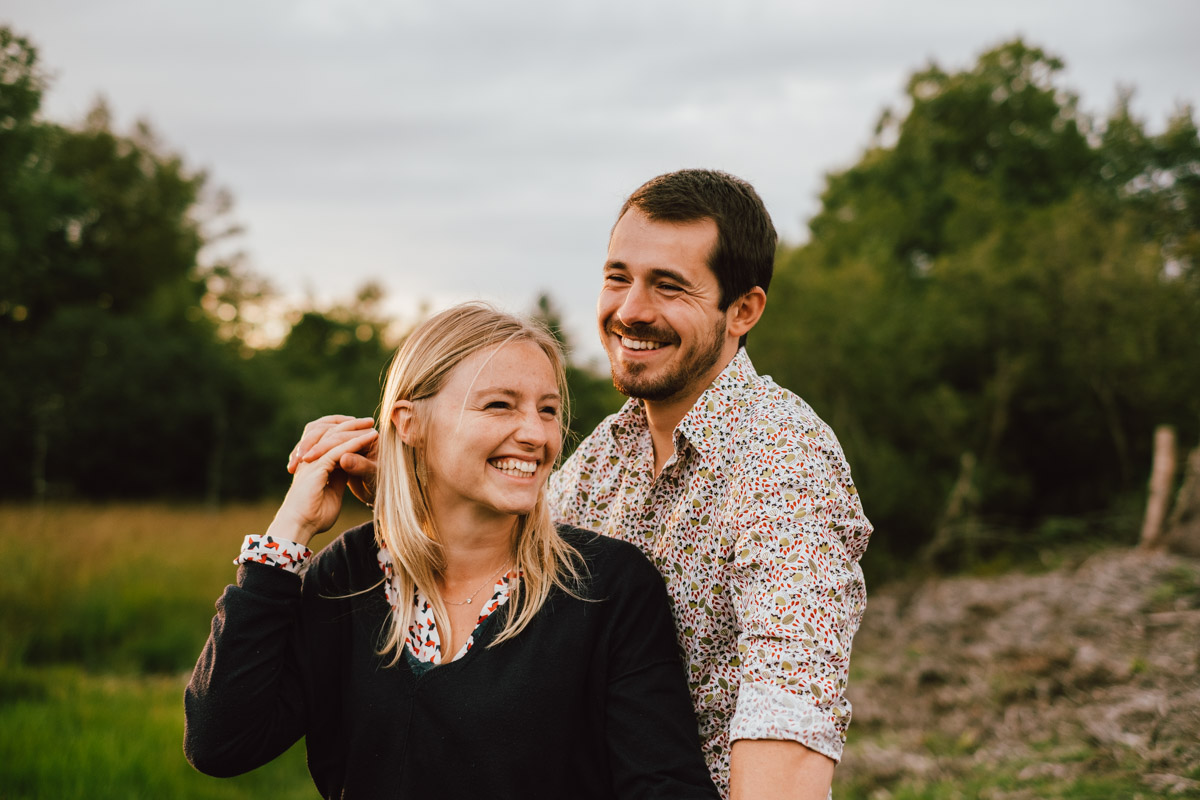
[730,679,847,763]
[234,534,313,576]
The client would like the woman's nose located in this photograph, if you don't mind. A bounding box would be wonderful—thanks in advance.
[513,408,548,446]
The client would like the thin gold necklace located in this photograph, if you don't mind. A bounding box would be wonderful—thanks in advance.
[445,562,511,606]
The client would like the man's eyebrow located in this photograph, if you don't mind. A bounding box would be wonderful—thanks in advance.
[602,262,696,288]
[648,267,695,288]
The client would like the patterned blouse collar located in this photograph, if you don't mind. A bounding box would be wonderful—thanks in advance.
[608,348,757,467]
[376,545,517,665]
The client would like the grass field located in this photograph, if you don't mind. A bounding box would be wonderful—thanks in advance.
[0,502,371,800]
[2,502,1181,799]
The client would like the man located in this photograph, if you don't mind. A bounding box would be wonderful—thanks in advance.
[291,169,871,799]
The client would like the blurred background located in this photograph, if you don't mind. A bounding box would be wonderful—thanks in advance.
[1,2,1198,798]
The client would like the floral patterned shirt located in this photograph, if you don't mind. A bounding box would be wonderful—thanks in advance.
[235,535,514,664]
[548,348,871,796]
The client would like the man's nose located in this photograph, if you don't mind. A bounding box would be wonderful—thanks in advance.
[616,281,655,327]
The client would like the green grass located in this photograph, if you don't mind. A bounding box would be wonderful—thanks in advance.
[5,502,1195,799]
[0,502,371,799]
[0,665,313,800]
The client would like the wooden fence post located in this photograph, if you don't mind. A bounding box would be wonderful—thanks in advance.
[1140,425,1177,550]
[1163,445,1200,557]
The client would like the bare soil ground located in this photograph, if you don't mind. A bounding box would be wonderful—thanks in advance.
[838,548,1200,799]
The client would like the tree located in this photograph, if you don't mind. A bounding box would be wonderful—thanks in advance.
[754,39,1200,570]
[266,283,394,419]
[530,293,624,457]
[0,25,276,502]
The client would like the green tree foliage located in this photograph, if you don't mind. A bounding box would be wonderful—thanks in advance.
[0,25,623,505]
[756,40,1200,569]
[0,26,275,502]
[246,283,396,497]
[531,293,625,457]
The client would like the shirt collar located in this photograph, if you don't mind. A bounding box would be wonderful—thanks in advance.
[607,396,649,457]
[675,348,757,458]
[605,348,758,461]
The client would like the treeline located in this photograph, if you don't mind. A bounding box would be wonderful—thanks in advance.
[0,28,366,502]
[2,29,1198,573]
[0,27,621,505]
[753,41,1200,569]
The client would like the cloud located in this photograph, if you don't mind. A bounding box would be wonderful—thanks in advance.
[7,0,1199,361]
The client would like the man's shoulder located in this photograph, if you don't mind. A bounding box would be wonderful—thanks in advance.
[710,361,857,491]
[730,368,833,445]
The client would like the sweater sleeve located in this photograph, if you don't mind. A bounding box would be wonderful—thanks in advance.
[598,540,721,800]
[183,554,339,777]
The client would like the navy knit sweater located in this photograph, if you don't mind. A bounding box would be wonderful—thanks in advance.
[184,523,719,799]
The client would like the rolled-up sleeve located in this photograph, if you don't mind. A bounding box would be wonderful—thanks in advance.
[727,420,870,762]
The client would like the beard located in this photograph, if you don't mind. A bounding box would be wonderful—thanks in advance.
[607,315,727,402]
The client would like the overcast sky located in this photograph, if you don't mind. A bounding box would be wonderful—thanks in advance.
[6,0,1198,363]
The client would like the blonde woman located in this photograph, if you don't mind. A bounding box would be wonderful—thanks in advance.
[184,303,718,799]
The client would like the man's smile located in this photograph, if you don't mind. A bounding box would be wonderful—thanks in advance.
[620,336,667,351]
[607,321,679,355]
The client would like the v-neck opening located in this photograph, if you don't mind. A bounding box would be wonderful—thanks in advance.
[403,580,519,678]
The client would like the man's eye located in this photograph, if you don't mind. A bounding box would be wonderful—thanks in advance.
[604,274,630,285]
[659,283,682,293]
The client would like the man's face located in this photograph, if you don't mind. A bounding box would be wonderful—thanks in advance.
[597,207,736,404]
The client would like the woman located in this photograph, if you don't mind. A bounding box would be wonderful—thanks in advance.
[184,303,718,799]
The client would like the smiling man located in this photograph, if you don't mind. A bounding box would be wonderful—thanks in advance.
[290,168,871,800]
[547,169,871,800]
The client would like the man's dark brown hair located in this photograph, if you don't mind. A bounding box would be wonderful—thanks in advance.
[618,168,777,346]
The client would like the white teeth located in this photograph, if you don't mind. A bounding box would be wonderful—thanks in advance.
[490,458,538,476]
[621,337,664,351]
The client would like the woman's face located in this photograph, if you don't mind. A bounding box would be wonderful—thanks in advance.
[413,340,563,527]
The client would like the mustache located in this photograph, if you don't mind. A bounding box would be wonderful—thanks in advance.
[607,320,680,345]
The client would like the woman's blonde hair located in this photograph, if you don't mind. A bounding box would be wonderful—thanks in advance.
[373,302,583,663]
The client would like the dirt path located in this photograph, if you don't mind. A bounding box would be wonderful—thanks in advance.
[838,549,1200,798]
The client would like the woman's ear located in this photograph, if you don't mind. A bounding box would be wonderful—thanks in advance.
[392,400,418,446]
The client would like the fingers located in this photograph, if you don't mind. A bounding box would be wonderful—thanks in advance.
[288,415,376,473]
[338,451,376,477]
[325,467,349,498]
[287,414,362,472]
[314,429,379,471]
[342,451,379,507]
[290,431,378,492]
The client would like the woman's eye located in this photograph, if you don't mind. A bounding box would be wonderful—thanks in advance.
[485,401,509,410]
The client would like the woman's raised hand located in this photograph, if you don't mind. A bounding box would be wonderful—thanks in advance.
[287,415,380,507]
[266,426,379,547]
